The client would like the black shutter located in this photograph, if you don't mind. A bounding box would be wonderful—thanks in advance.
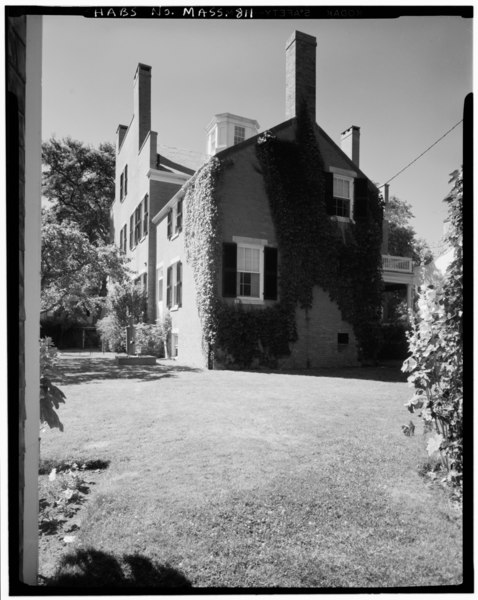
[222,242,237,298]
[263,246,278,301]
[324,172,335,215]
[166,266,172,308]
[176,199,183,233]
[167,209,172,239]
[129,215,134,248]
[354,178,369,221]
[176,261,182,307]
[124,165,128,196]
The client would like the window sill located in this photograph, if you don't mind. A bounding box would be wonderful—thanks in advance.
[169,305,180,312]
[170,231,181,241]
[330,216,353,223]
[235,297,264,305]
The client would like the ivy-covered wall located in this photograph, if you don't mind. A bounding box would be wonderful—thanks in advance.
[184,109,384,369]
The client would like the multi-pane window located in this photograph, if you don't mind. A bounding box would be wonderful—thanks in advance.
[119,224,127,253]
[331,174,353,218]
[129,215,134,249]
[234,125,245,145]
[143,194,149,236]
[134,204,142,245]
[157,267,164,314]
[119,165,128,201]
[237,246,261,298]
[222,242,278,301]
[166,262,182,308]
[176,199,183,234]
[208,131,216,154]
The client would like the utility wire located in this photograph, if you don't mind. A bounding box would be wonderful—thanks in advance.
[379,119,463,188]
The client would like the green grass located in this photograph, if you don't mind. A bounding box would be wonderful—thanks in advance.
[40,353,462,589]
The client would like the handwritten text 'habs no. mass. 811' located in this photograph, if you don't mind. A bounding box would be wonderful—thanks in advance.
[93,7,259,18]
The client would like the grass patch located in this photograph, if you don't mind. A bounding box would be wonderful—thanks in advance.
[39,353,463,589]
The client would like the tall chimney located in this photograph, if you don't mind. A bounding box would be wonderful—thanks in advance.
[285,31,317,121]
[133,63,151,150]
[340,126,360,167]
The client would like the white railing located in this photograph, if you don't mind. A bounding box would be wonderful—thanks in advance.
[382,255,413,273]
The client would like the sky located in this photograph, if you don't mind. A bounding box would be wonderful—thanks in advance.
[41,8,472,255]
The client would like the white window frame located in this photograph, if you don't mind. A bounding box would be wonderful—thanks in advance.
[167,257,182,311]
[329,167,356,223]
[157,265,164,319]
[208,130,216,155]
[234,125,245,145]
[233,236,268,305]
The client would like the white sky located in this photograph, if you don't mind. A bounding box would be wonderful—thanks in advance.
[41,10,472,254]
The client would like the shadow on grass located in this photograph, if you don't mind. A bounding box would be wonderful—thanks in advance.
[244,364,408,383]
[46,548,192,590]
[56,356,202,385]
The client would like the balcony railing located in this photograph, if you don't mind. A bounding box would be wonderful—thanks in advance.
[382,254,413,273]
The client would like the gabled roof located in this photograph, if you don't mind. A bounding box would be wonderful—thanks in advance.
[215,117,379,193]
[156,145,209,176]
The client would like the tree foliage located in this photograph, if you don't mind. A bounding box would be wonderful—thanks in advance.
[386,196,433,265]
[41,211,129,321]
[40,338,66,431]
[402,169,463,497]
[96,281,170,355]
[42,137,115,244]
[41,137,131,324]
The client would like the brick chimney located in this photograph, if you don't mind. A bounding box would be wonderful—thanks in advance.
[133,63,151,150]
[340,126,360,167]
[285,31,317,122]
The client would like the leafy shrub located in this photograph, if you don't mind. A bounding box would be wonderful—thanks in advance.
[96,314,126,352]
[402,169,463,496]
[40,337,66,431]
[134,321,165,357]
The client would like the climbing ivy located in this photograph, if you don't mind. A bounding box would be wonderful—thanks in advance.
[255,107,383,362]
[184,108,384,367]
[184,157,222,355]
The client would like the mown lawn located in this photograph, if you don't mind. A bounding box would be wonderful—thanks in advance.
[39,353,463,590]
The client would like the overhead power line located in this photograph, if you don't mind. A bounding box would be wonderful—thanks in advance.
[379,119,463,188]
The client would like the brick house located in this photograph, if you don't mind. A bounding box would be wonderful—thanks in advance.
[112,31,414,369]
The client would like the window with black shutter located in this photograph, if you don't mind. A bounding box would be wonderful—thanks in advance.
[263,246,278,300]
[166,266,172,308]
[176,199,183,233]
[134,205,142,244]
[167,209,173,239]
[129,215,134,249]
[124,165,128,196]
[175,261,182,307]
[143,194,149,235]
[120,172,124,201]
[222,242,237,297]
[119,227,124,252]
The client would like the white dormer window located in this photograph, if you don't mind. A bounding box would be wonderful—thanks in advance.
[208,130,216,155]
[234,126,245,145]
